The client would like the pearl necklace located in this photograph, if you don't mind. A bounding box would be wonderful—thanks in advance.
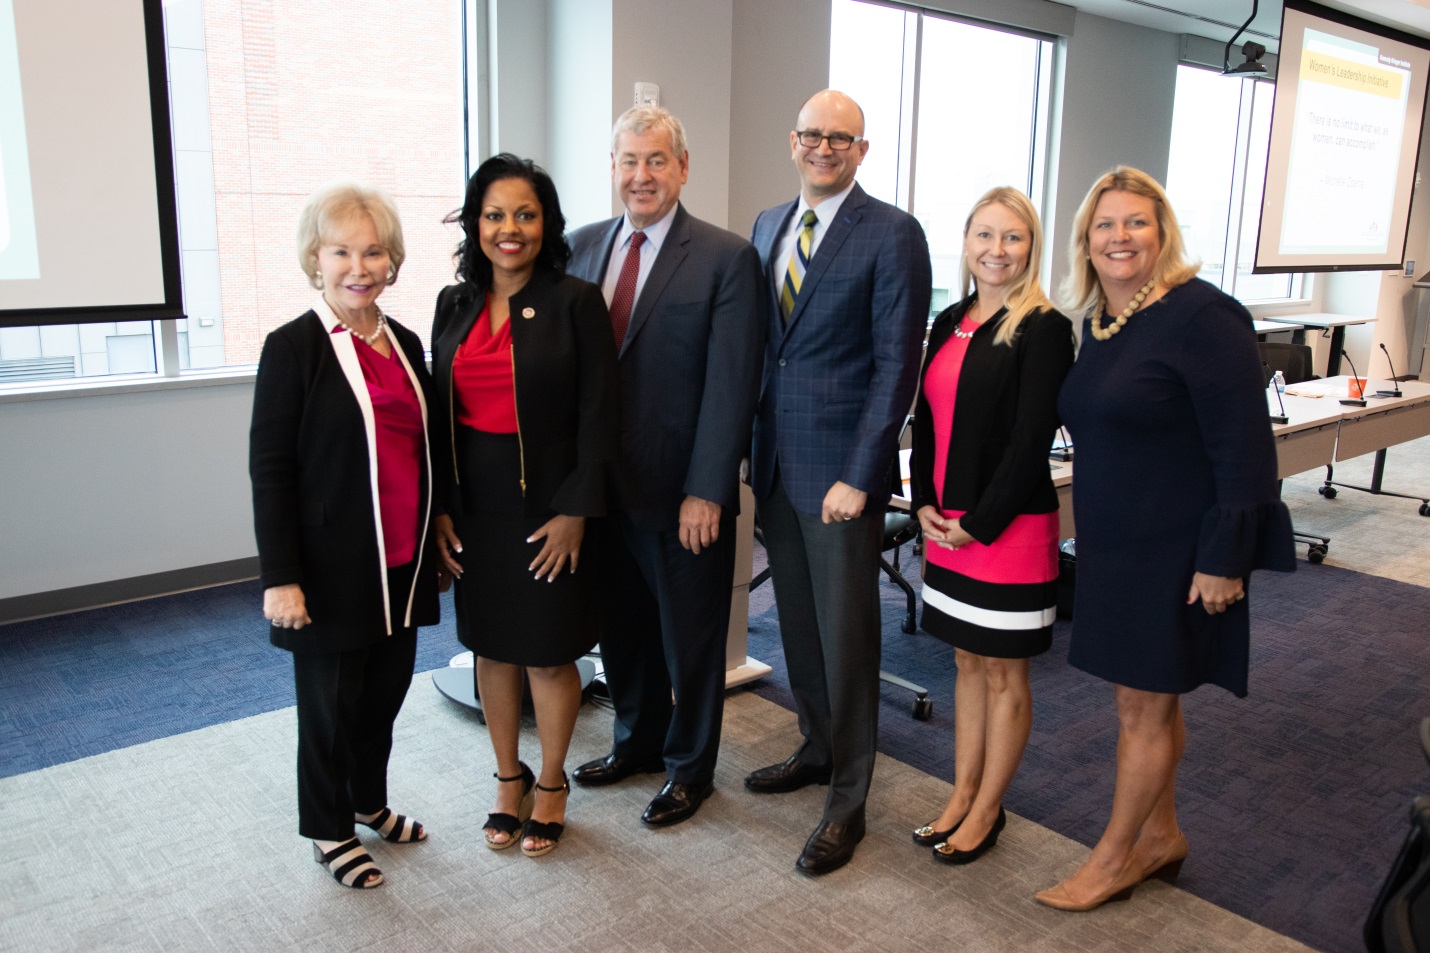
[333,306,387,346]
[954,300,992,339]
[1090,281,1156,342]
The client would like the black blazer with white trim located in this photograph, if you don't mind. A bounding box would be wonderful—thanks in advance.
[249,302,440,653]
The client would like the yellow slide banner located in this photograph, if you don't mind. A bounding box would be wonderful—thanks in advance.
[1303,49,1403,98]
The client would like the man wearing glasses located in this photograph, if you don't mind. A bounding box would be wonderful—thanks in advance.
[746,89,931,875]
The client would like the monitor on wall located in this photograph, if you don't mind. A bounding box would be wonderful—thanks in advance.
[1255,0,1430,273]
[0,0,182,327]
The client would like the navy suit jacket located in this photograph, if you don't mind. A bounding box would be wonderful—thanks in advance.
[568,203,765,531]
[749,183,931,514]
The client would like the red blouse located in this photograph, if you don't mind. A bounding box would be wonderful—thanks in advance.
[452,300,519,434]
[340,327,424,567]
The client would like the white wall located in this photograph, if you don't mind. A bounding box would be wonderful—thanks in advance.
[0,381,255,601]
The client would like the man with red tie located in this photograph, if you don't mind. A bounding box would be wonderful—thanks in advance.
[567,105,765,827]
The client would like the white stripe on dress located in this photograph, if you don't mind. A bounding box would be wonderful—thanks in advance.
[923,584,1056,631]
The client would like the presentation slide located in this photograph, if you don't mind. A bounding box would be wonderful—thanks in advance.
[1257,0,1430,272]
[0,0,180,324]
[1281,30,1407,255]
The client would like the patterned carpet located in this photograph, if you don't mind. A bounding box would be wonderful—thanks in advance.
[1,549,1426,953]
[746,543,1430,953]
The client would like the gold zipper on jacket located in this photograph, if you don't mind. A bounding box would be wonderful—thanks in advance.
[448,356,461,486]
[509,341,527,496]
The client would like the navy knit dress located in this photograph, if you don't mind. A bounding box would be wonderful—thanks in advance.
[1056,278,1295,697]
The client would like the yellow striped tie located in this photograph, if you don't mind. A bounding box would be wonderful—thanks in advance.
[780,210,818,321]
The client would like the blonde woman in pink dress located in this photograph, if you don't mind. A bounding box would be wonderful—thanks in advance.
[908,187,1074,865]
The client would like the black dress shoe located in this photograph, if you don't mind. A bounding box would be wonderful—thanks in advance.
[932,806,1006,865]
[795,815,866,876]
[744,754,833,793]
[640,781,714,827]
[572,753,664,787]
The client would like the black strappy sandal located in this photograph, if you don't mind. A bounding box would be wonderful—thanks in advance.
[484,762,536,850]
[521,772,569,857]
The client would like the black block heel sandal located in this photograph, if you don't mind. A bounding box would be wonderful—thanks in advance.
[521,772,569,857]
[313,837,384,889]
[484,762,536,850]
[358,806,427,843]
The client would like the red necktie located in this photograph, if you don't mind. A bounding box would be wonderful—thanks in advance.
[608,231,646,348]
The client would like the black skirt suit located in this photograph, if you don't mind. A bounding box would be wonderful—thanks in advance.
[249,303,441,840]
[431,268,620,666]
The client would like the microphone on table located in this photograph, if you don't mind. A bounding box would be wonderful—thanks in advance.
[1263,361,1288,423]
[1339,349,1368,407]
[1052,425,1074,461]
[1376,343,1404,398]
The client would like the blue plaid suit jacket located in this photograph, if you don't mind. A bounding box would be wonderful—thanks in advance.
[749,183,931,514]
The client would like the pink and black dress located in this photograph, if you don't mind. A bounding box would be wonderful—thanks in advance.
[909,300,1075,659]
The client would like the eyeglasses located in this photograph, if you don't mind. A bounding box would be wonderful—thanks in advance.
[794,131,864,151]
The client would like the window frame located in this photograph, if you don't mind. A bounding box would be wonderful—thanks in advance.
[830,0,1059,323]
[1,0,479,395]
[1167,63,1319,315]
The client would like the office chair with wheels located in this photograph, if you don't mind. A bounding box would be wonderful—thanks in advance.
[748,442,933,722]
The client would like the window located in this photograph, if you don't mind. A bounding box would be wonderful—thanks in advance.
[1,0,467,385]
[829,0,1056,317]
[1166,64,1309,304]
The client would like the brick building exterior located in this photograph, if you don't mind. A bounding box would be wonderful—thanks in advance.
[202,0,465,364]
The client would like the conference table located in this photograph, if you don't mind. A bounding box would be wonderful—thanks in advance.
[1261,313,1376,377]
[1283,376,1430,514]
[1254,319,1304,339]
[890,377,1426,555]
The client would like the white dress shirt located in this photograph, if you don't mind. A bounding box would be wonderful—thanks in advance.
[772,181,857,294]
[600,204,679,309]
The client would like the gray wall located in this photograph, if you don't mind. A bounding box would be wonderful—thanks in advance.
[1046,13,1179,297]
[728,0,832,238]
[611,0,735,228]
[0,380,255,602]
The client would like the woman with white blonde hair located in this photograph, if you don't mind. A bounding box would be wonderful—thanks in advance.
[1037,166,1292,911]
[908,186,1074,865]
[251,182,441,889]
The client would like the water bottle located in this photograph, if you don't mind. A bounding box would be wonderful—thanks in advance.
[1273,370,1286,393]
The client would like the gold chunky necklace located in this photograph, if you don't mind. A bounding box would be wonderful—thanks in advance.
[1090,281,1156,342]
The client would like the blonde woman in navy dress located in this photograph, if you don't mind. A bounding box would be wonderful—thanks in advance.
[1036,167,1293,911]
[909,187,1073,865]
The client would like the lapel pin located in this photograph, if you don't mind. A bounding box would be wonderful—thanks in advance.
[522,307,535,319]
